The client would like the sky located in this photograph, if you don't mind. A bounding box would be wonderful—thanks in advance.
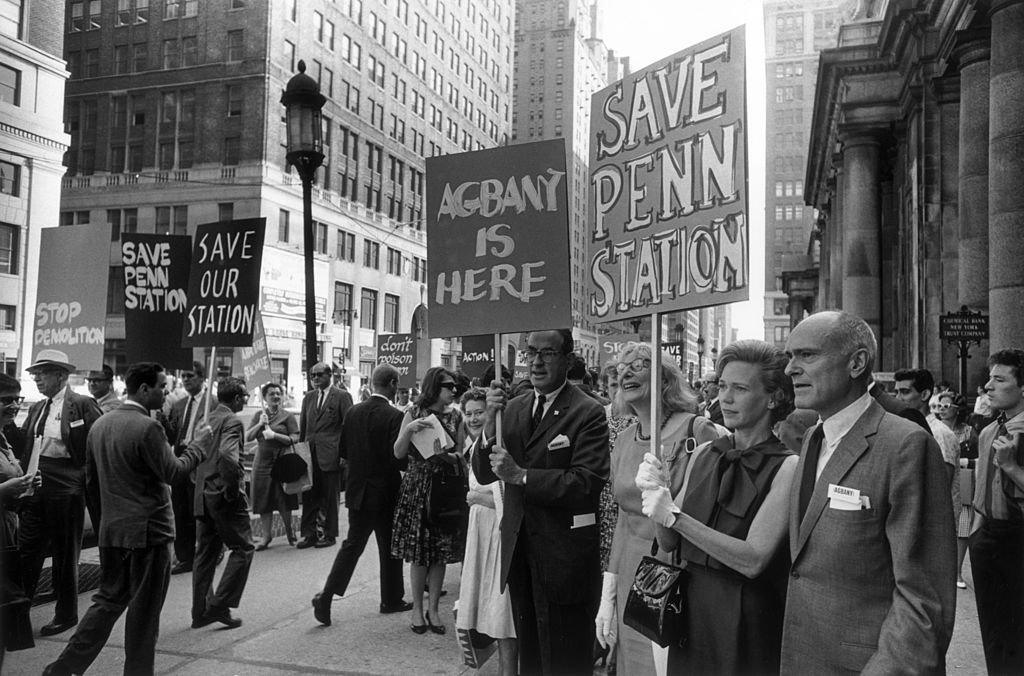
[600,0,768,339]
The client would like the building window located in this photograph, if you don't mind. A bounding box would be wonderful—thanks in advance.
[0,0,23,39]
[334,282,352,325]
[316,222,328,254]
[284,40,295,72]
[360,288,377,330]
[278,209,289,242]
[107,266,125,314]
[182,36,198,66]
[0,223,18,275]
[223,136,240,165]
[0,160,18,196]
[0,305,14,331]
[218,202,233,222]
[226,85,243,116]
[226,30,243,61]
[336,229,355,261]
[363,239,380,269]
[773,326,790,342]
[133,43,148,71]
[383,293,399,333]
[0,64,19,106]
[387,247,402,275]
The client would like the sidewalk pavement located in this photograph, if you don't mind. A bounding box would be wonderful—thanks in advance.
[8,504,987,675]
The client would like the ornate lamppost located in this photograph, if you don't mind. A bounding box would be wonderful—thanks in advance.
[281,60,327,371]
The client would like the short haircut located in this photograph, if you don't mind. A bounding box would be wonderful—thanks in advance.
[567,354,588,380]
[217,376,247,403]
[308,361,330,375]
[125,362,164,394]
[184,360,206,378]
[416,366,454,409]
[527,328,574,355]
[0,372,21,394]
[461,387,487,407]
[482,364,512,385]
[260,381,283,398]
[716,339,795,424]
[617,341,698,414]
[988,349,1024,386]
[894,368,934,394]
[821,311,877,376]
[371,363,400,389]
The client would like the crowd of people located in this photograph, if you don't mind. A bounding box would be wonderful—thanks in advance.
[1,309,1022,675]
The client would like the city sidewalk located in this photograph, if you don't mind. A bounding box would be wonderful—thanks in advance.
[7,504,987,675]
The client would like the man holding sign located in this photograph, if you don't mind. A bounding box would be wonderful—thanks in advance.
[473,329,608,675]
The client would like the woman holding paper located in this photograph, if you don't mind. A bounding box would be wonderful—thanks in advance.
[246,381,299,549]
[392,367,465,635]
[637,340,797,675]
[595,343,721,675]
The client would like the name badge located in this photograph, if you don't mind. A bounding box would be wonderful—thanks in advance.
[572,513,596,529]
[70,419,85,429]
[827,483,860,505]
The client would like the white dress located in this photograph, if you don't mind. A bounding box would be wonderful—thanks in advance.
[456,438,516,639]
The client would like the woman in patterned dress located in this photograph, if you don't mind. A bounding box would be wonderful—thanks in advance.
[392,367,465,635]
[935,390,978,588]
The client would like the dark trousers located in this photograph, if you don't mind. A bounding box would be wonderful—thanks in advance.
[969,518,1024,675]
[170,479,195,565]
[507,534,596,676]
[192,494,254,620]
[323,505,404,605]
[300,463,340,539]
[19,491,85,623]
[48,544,171,676]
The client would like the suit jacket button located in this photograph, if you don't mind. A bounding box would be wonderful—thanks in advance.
[790,570,799,579]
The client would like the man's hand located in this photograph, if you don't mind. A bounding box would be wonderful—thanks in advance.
[993,432,1021,469]
[0,473,35,501]
[193,423,213,445]
[483,380,507,439]
[490,445,525,485]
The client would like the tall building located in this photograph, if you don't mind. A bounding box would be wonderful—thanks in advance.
[762,0,853,349]
[60,0,513,390]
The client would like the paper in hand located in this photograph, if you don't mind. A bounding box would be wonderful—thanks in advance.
[411,414,454,459]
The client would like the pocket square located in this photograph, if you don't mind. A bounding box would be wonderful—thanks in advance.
[547,434,570,451]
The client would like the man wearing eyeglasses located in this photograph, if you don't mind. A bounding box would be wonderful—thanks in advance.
[473,329,609,675]
[190,376,253,630]
[700,371,725,426]
[85,364,120,414]
[297,362,354,549]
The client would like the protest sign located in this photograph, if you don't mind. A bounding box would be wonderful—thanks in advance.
[182,218,266,347]
[32,225,110,370]
[425,139,571,338]
[460,334,494,381]
[598,332,642,367]
[587,27,748,324]
[377,333,417,388]
[235,309,273,398]
[121,233,192,369]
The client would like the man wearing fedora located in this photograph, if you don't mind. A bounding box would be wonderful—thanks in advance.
[85,364,120,414]
[19,350,103,636]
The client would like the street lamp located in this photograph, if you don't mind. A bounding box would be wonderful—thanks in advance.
[281,60,327,372]
[696,335,706,375]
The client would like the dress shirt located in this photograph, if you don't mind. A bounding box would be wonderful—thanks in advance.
[38,386,69,459]
[974,409,1024,520]
[816,390,873,480]
[182,394,201,444]
[533,380,566,420]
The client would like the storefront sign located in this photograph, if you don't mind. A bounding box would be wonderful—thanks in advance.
[261,287,326,324]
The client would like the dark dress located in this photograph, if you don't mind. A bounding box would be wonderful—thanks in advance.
[390,405,465,566]
[249,408,300,514]
[1,431,33,655]
[669,435,794,675]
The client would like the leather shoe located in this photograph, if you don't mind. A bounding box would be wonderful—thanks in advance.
[312,592,331,626]
[193,607,241,629]
[379,600,414,614]
[39,618,77,636]
[295,537,317,549]
[170,561,193,575]
[314,537,336,548]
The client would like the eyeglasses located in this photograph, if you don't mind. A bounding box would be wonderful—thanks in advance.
[617,358,652,375]
[930,402,952,410]
[440,382,457,391]
[0,396,24,406]
[309,370,329,377]
[520,348,562,363]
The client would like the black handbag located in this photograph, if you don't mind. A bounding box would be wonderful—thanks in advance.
[425,453,469,531]
[622,542,687,648]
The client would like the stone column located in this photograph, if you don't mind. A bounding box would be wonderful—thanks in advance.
[840,133,882,355]
[989,0,1024,351]
[957,41,990,311]
[829,162,845,310]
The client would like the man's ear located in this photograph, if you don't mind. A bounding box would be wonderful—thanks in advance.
[848,348,870,379]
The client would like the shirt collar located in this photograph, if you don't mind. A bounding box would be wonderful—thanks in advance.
[536,380,567,405]
[124,400,149,413]
[820,390,873,446]
[50,385,69,406]
[371,392,391,402]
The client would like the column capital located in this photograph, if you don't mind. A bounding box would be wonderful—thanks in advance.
[987,0,1024,17]
[837,125,885,149]
[951,35,991,70]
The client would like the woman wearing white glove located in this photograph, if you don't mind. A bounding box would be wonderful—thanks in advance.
[600,342,721,675]
[639,340,798,675]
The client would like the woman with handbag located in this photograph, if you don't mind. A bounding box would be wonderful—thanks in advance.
[594,343,721,675]
[246,381,299,549]
[637,340,797,675]
[934,390,978,588]
[392,367,465,636]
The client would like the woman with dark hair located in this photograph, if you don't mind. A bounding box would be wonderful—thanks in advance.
[934,390,978,588]
[595,342,722,674]
[456,387,517,675]
[246,381,299,549]
[392,367,465,635]
[637,339,798,674]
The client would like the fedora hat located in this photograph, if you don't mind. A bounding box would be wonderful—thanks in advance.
[26,349,76,374]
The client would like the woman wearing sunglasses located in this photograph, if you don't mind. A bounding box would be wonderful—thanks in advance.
[594,342,721,675]
[392,367,465,635]
[931,391,976,588]
[637,340,797,674]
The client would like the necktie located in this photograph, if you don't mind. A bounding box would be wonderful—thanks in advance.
[317,390,326,411]
[179,396,194,445]
[35,398,52,438]
[797,424,825,523]
[984,413,1009,517]
[531,394,546,433]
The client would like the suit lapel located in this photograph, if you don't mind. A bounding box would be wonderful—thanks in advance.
[525,385,572,465]
[793,403,883,559]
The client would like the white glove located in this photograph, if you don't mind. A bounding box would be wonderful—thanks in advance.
[642,486,680,527]
[594,571,618,650]
[635,452,668,491]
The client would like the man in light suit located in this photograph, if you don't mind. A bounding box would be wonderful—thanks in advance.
[781,311,956,673]
[165,361,209,574]
[19,351,103,637]
[311,364,410,625]
[297,362,354,549]
[474,329,609,675]
[190,376,253,629]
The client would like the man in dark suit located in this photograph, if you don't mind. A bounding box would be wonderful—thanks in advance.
[474,329,609,675]
[19,351,103,637]
[700,371,725,426]
[297,362,354,549]
[781,311,955,673]
[869,378,931,433]
[190,376,253,629]
[43,362,210,676]
[165,361,209,574]
[311,364,411,625]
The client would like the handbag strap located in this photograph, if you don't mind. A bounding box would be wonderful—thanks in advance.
[647,414,702,564]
